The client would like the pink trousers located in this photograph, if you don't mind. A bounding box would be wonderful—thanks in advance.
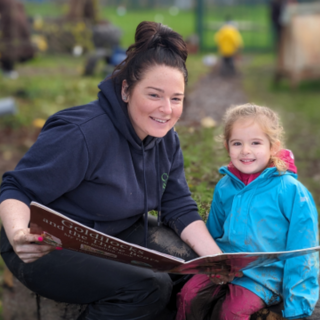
[176,274,265,320]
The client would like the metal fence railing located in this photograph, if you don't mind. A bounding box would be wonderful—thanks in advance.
[17,0,320,53]
[196,0,320,52]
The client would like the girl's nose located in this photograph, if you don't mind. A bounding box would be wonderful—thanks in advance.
[241,145,250,154]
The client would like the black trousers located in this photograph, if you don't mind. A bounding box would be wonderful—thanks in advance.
[220,56,236,76]
[1,215,198,320]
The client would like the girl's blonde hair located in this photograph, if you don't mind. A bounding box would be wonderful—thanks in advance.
[222,103,287,172]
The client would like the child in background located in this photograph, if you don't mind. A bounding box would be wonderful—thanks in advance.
[176,103,319,320]
[214,16,243,76]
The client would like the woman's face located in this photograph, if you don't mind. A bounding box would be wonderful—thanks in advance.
[122,65,185,141]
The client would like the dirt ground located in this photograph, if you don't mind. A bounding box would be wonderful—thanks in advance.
[181,71,247,126]
[0,126,41,178]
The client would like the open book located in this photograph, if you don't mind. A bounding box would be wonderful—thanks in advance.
[30,202,320,275]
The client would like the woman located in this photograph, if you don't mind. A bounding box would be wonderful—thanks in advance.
[0,21,226,320]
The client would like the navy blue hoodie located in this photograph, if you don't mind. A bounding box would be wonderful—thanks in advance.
[0,79,201,237]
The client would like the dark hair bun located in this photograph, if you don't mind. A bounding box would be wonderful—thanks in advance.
[112,21,188,89]
[132,21,187,63]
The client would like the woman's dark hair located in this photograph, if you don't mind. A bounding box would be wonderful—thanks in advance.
[112,21,188,95]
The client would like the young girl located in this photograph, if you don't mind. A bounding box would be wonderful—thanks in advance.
[176,103,319,320]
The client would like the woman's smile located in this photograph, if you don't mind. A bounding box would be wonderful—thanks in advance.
[150,117,170,124]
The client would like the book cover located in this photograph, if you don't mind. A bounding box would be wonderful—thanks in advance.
[30,202,320,274]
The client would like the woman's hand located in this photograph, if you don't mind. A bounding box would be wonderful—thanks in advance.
[12,228,57,263]
[0,199,60,263]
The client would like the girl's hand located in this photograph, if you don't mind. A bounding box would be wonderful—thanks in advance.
[208,271,243,285]
[12,228,58,263]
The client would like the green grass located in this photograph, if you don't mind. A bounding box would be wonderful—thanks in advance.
[100,7,196,48]
[0,54,101,127]
[176,126,228,220]
[25,3,196,48]
[24,2,273,51]
[24,2,67,17]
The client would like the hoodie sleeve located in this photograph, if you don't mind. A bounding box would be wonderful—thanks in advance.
[279,176,319,319]
[206,179,226,240]
[160,134,202,236]
[0,117,89,206]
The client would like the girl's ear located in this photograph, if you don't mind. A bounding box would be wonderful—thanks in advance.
[224,141,229,152]
[271,140,281,155]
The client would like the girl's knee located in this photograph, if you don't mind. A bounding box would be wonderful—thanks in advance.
[220,285,265,320]
[176,274,211,320]
[177,274,209,304]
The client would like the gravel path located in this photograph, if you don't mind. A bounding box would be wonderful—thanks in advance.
[179,72,248,126]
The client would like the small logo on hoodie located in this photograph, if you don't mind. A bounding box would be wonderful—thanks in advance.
[161,173,169,190]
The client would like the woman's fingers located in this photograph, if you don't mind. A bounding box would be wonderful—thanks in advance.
[208,274,226,285]
[13,228,39,245]
[207,270,243,285]
[16,243,57,263]
[12,228,58,263]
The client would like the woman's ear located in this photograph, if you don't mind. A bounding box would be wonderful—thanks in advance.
[271,140,281,155]
[121,80,129,102]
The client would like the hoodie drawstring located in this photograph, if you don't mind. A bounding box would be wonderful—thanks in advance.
[156,144,162,226]
[141,143,162,248]
[141,144,149,247]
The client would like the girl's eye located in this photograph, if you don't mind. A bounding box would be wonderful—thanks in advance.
[232,142,241,146]
[252,141,261,145]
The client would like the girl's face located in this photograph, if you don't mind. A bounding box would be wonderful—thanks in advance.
[122,65,185,141]
[227,118,278,174]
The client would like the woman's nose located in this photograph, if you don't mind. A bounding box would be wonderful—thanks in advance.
[159,98,172,114]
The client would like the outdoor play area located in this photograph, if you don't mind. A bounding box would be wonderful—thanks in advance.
[0,0,320,319]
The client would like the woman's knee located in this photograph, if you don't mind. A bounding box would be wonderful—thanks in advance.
[139,272,173,309]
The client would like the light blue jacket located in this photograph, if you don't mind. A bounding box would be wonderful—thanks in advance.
[206,166,319,319]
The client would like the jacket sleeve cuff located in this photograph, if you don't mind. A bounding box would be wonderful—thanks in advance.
[168,211,202,236]
[282,308,311,319]
[0,189,32,207]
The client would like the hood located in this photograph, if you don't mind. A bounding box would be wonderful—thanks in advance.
[275,149,297,173]
[97,78,160,151]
